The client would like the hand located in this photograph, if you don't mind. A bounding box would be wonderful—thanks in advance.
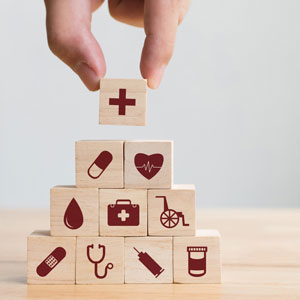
[44,0,190,91]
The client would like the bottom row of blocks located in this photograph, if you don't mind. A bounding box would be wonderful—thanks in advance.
[27,230,221,284]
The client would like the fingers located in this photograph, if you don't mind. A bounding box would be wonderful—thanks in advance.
[108,0,144,27]
[44,0,105,91]
[91,0,105,12]
[141,0,190,89]
[140,0,178,89]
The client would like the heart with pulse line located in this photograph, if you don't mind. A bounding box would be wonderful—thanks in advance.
[134,153,164,180]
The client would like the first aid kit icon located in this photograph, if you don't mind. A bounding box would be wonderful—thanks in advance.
[107,199,139,226]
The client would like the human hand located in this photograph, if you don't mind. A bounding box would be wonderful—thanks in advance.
[44,0,190,91]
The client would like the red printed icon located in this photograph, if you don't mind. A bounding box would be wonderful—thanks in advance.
[87,151,113,179]
[156,196,189,228]
[133,247,164,278]
[134,153,164,180]
[64,198,84,230]
[107,199,139,226]
[36,247,66,277]
[187,246,207,277]
[87,244,113,279]
[109,88,136,115]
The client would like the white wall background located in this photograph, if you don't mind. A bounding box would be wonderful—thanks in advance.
[0,0,300,208]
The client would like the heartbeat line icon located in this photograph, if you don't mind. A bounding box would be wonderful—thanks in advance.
[134,153,164,180]
[137,161,161,173]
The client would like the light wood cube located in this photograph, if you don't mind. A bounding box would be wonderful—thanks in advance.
[148,184,196,236]
[76,237,124,284]
[99,78,147,126]
[27,230,76,284]
[50,186,99,236]
[76,140,124,188]
[173,230,221,283]
[124,140,173,189]
[99,189,147,236]
[125,237,173,283]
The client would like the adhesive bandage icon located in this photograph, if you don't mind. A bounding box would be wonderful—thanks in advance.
[87,151,113,179]
[36,247,66,277]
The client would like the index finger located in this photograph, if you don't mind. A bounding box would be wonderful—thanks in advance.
[140,0,179,89]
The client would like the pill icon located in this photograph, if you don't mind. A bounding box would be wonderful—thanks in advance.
[87,151,113,179]
[36,247,66,277]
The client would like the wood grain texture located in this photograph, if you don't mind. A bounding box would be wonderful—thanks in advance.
[148,185,196,236]
[173,230,221,283]
[124,140,173,189]
[99,78,147,126]
[50,186,99,236]
[99,189,147,236]
[2,209,300,299]
[27,231,76,285]
[76,237,124,284]
[125,237,173,283]
[75,140,124,188]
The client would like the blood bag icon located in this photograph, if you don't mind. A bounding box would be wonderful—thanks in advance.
[87,151,113,179]
[187,246,207,277]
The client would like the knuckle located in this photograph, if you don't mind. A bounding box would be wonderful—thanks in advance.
[47,29,86,59]
[149,35,174,63]
[47,31,67,56]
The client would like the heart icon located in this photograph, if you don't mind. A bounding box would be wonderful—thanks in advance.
[134,153,164,180]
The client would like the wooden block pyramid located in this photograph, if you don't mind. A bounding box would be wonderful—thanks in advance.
[27,79,222,284]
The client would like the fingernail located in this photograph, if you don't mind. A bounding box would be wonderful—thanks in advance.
[149,65,166,89]
[75,62,100,91]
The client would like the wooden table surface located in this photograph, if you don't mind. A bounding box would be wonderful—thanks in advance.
[0,209,299,299]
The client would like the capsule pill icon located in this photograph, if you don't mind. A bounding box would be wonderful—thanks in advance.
[36,247,66,277]
[87,151,113,179]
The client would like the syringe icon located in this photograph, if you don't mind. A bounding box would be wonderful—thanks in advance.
[133,247,164,278]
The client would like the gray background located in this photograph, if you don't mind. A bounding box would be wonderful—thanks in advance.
[1,0,300,208]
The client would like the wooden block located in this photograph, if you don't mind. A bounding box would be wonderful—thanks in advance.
[124,140,173,189]
[148,184,196,236]
[75,140,124,188]
[99,189,147,236]
[99,78,147,126]
[173,230,221,283]
[27,230,76,284]
[50,186,98,236]
[76,237,124,284]
[124,237,173,283]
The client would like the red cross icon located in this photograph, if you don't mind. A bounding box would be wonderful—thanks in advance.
[117,209,130,222]
[109,88,136,115]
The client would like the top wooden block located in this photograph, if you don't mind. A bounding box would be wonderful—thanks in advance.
[99,78,147,126]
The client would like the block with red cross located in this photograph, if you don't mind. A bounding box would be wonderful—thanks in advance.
[99,189,147,236]
[99,78,147,126]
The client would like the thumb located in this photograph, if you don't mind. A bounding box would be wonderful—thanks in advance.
[45,0,106,91]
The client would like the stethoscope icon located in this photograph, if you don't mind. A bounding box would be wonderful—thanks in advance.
[86,244,113,279]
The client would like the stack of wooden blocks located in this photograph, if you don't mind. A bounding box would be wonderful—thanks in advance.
[27,79,221,285]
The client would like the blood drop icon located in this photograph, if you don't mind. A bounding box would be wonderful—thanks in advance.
[63,198,84,230]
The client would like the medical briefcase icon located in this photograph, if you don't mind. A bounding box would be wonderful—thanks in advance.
[107,199,139,226]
